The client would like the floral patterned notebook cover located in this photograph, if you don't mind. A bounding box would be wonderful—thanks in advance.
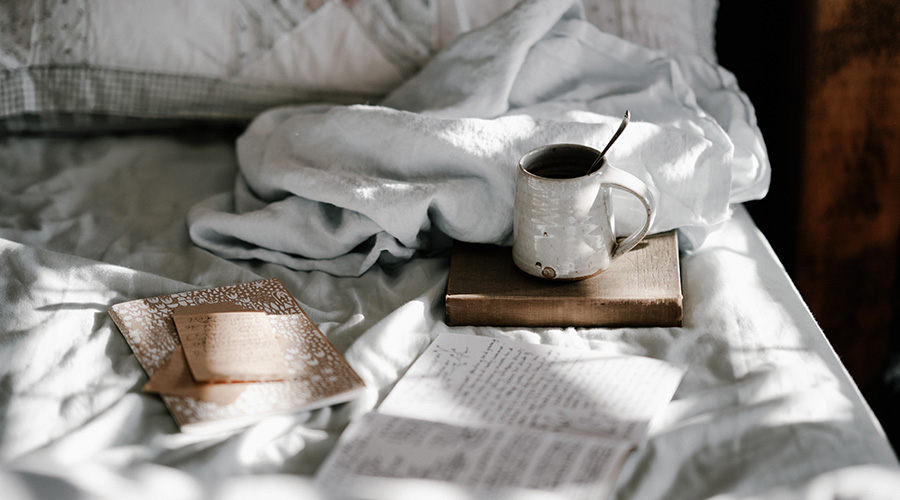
[108,278,365,433]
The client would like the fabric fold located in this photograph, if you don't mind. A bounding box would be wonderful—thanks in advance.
[188,0,770,277]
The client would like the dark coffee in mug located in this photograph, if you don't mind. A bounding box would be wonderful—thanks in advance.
[522,145,599,179]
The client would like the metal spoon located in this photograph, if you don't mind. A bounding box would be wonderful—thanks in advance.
[586,110,630,174]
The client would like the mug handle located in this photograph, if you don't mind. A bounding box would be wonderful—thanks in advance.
[599,165,656,259]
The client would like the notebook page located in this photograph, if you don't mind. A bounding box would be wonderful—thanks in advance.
[378,333,685,444]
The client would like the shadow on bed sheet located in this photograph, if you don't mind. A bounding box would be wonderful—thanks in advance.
[716,1,900,455]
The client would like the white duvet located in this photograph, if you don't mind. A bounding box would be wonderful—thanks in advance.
[1,1,899,499]
[188,0,769,276]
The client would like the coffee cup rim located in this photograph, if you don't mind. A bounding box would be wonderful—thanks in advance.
[518,143,606,180]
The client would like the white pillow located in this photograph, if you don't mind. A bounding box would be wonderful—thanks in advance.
[437,0,718,62]
[583,0,718,63]
[0,0,717,132]
[0,0,426,131]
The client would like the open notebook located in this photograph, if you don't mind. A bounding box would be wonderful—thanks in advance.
[316,333,685,499]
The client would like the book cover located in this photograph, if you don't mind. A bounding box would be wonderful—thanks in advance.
[316,333,685,500]
[445,230,683,327]
[108,278,365,434]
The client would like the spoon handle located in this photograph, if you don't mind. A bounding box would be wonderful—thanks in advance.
[587,110,630,174]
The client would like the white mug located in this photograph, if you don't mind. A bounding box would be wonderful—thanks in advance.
[513,144,655,280]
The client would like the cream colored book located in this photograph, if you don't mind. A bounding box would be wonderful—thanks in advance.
[446,230,683,327]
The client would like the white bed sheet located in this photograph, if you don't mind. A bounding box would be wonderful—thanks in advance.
[0,132,898,499]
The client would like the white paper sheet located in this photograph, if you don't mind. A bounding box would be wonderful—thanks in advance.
[378,333,685,443]
[317,334,682,499]
[317,412,631,500]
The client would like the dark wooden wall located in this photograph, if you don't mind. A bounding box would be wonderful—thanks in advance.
[716,0,900,428]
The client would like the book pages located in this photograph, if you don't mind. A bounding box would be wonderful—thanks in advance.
[317,333,685,499]
[379,333,685,444]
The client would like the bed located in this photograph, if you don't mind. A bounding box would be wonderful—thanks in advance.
[1,0,898,499]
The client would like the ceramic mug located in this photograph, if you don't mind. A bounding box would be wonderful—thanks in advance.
[512,144,656,280]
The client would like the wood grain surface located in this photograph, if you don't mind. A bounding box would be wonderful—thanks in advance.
[794,0,900,394]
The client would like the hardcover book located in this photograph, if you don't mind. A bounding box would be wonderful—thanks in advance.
[445,230,683,327]
[108,278,365,434]
[316,333,685,500]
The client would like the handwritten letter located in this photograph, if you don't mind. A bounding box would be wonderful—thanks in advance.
[173,311,290,383]
[317,413,631,500]
[378,333,685,443]
[317,333,685,499]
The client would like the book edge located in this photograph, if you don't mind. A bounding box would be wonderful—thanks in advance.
[108,278,366,432]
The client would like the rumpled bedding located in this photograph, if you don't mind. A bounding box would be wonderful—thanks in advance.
[188,0,770,277]
[2,1,900,499]
[1,133,899,499]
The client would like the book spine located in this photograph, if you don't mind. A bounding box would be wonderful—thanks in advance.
[446,296,683,327]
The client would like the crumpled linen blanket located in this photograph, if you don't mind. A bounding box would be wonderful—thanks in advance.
[188,0,770,277]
